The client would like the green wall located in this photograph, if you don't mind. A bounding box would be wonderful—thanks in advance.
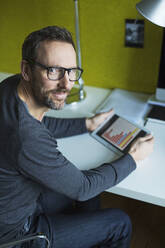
[0,0,163,93]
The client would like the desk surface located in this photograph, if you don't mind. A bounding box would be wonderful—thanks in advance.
[47,86,165,207]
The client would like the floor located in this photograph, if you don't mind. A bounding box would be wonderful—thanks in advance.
[101,192,165,248]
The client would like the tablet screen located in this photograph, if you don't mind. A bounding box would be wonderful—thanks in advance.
[96,114,147,153]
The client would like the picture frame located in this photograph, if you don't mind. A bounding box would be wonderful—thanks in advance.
[125,19,144,48]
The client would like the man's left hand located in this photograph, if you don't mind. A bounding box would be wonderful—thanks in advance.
[86,109,114,132]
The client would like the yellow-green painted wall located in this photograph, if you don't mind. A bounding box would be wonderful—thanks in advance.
[0,0,163,93]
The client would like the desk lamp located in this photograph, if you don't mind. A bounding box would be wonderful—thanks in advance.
[136,0,165,27]
[136,0,165,103]
[66,0,86,104]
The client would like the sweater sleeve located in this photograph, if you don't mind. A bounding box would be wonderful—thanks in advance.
[42,116,87,138]
[17,127,136,201]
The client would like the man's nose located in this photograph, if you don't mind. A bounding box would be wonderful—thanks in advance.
[59,71,71,89]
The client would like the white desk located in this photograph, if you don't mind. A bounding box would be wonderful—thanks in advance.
[0,73,164,207]
[47,86,165,208]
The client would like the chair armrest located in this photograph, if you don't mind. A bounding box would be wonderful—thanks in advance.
[0,233,50,248]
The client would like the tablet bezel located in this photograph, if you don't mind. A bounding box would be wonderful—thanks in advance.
[91,114,149,155]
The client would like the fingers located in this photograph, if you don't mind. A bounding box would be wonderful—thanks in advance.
[129,132,154,161]
[139,134,154,142]
[98,108,114,119]
[106,108,114,115]
[86,108,114,132]
[129,141,138,152]
[129,134,154,152]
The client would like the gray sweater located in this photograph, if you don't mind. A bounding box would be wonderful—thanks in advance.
[0,75,136,242]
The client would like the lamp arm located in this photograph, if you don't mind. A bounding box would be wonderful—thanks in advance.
[74,0,85,99]
[74,0,82,68]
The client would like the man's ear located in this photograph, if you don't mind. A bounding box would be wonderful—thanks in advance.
[21,60,32,81]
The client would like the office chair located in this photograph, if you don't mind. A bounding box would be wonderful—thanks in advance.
[0,232,50,248]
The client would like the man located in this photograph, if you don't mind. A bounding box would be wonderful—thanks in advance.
[0,26,153,248]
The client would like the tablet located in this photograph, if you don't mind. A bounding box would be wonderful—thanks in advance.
[91,113,150,155]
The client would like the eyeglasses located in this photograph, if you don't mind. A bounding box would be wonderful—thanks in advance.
[26,58,83,82]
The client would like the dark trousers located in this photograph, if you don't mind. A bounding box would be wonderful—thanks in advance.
[28,190,132,248]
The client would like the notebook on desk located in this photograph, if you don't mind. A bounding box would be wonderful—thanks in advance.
[146,105,165,124]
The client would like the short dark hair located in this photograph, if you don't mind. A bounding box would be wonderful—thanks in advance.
[22,26,75,61]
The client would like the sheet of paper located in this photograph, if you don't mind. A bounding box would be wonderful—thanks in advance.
[96,88,151,124]
[148,94,165,107]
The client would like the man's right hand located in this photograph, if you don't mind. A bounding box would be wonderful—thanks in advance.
[128,134,154,162]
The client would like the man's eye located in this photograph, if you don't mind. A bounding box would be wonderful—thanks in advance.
[48,67,57,74]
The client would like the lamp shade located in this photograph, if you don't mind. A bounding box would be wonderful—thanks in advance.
[136,0,165,27]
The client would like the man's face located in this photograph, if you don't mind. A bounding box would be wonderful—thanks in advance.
[29,41,76,110]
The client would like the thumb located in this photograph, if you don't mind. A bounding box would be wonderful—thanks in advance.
[98,108,114,119]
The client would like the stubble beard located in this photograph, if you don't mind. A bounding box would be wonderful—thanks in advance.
[31,78,70,110]
[43,90,67,110]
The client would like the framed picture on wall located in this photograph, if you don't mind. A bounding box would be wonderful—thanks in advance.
[125,19,144,48]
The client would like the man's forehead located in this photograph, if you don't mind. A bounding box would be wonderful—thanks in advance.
[36,40,77,66]
[37,40,74,52]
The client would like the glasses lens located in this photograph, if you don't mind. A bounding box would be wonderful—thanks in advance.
[47,67,82,81]
[48,67,64,80]
[69,69,82,81]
